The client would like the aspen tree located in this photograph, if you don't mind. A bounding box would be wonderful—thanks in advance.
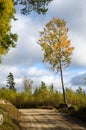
[38,17,74,104]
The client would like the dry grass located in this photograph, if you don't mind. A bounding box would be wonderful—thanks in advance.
[0,99,21,130]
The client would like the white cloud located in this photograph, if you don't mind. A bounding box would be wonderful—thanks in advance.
[3,15,43,67]
[27,67,52,77]
[69,33,86,68]
[15,78,23,91]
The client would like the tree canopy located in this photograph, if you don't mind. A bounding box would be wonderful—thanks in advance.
[0,0,18,62]
[38,18,74,71]
[14,0,53,14]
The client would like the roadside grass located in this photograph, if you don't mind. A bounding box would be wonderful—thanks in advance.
[57,105,86,123]
[70,107,86,123]
[0,99,20,130]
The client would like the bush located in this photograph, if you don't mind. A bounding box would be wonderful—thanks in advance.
[70,107,86,122]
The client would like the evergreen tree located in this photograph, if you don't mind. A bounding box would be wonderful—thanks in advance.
[14,0,53,14]
[6,72,16,91]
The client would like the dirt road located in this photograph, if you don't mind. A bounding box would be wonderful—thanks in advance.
[19,109,86,130]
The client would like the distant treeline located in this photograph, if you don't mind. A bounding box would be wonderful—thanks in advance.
[0,82,86,110]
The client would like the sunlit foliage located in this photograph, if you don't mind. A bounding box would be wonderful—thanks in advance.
[0,0,18,62]
[0,85,86,109]
[38,17,74,103]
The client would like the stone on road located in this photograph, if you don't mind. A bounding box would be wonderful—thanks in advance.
[19,109,86,130]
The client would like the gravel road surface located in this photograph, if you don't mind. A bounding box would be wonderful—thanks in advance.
[19,109,86,130]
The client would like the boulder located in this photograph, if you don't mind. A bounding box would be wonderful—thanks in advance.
[0,114,3,125]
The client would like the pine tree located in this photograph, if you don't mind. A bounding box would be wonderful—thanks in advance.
[14,0,53,14]
[6,72,16,91]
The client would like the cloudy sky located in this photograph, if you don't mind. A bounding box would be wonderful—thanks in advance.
[0,0,86,91]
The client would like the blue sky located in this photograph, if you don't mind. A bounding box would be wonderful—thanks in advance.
[0,0,86,91]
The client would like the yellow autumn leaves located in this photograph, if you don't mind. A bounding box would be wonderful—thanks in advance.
[0,0,15,56]
[38,17,74,71]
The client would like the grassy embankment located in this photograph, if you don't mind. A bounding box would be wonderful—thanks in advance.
[0,99,20,130]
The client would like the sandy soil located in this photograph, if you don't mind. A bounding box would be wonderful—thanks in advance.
[19,109,86,130]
